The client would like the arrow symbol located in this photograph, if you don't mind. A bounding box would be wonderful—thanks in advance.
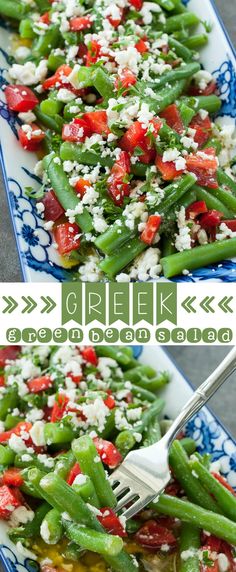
[22,296,37,314]
[218,296,233,313]
[2,296,18,314]
[200,296,215,313]
[41,296,56,314]
[181,296,196,313]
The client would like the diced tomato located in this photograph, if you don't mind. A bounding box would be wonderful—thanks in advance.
[39,11,50,24]
[135,520,177,548]
[185,148,218,188]
[43,406,53,421]
[67,462,82,485]
[0,346,20,367]
[199,210,223,230]
[82,110,110,136]
[140,214,161,245]
[62,117,91,142]
[27,375,52,393]
[120,120,161,164]
[220,541,236,572]
[155,154,184,180]
[0,376,5,387]
[135,38,149,53]
[42,190,65,222]
[200,558,219,572]
[104,394,116,409]
[202,534,222,554]
[98,508,127,537]
[115,68,137,91]
[2,468,24,487]
[86,40,101,66]
[78,43,88,62]
[220,219,236,232]
[211,472,236,495]
[186,200,208,220]
[93,437,123,468]
[160,104,184,135]
[108,7,124,28]
[69,16,92,31]
[18,123,45,152]
[81,346,98,366]
[189,114,212,147]
[5,85,38,113]
[0,485,22,519]
[74,179,91,197]
[0,421,32,444]
[108,151,131,206]
[189,79,216,97]
[51,394,69,423]
[54,222,80,256]
[43,64,72,90]
[128,0,143,8]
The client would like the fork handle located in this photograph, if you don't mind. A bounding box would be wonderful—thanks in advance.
[163,347,236,448]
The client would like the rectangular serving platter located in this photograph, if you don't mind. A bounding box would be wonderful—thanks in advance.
[0,0,236,283]
[0,345,236,572]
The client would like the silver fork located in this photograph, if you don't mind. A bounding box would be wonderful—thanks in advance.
[109,347,236,520]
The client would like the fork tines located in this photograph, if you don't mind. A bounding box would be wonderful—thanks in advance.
[109,465,157,520]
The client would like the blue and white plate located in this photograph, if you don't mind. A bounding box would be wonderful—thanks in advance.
[0,345,235,572]
[0,0,236,282]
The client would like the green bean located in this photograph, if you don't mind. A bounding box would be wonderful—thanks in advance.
[40,94,64,117]
[217,168,236,195]
[190,457,236,521]
[179,437,196,456]
[48,53,66,72]
[208,186,236,213]
[194,185,233,217]
[9,502,50,542]
[40,508,63,544]
[159,122,181,145]
[34,0,50,13]
[140,62,200,92]
[72,435,116,508]
[178,102,196,127]
[99,237,146,278]
[142,418,161,447]
[72,475,100,508]
[4,414,22,430]
[96,346,133,366]
[153,0,175,10]
[146,80,186,114]
[183,34,208,50]
[111,381,156,402]
[169,440,219,512]
[35,106,63,133]
[44,422,74,445]
[0,388,18,421]
[19,18,35,39]
[183,95,221,114]
[54,450,75,480]
[168,37,192,61]
[63,520,123,557]
[95,222,136,256]
[92,68,115,99]
[0,0,29,19]
[115,429,136,456]
[179,524,200,572]
[100,409,117,440]
[32,25,61,58]
[152,494,236,545]
[123,364,156,380]
[134,398,165,435]
[164,12,199,33]
[161,236,176,257]
[203,137,222,154]
[14,451,53,472]
[0,445,15,466]
[161,237,236,278]
[43,152,93,233]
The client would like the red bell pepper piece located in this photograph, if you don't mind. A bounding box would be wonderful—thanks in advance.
[199,210,224,229]
[211,472,236,495]
[120,120,161,164]
[18,123,45,151]
[104,394,116,409]
[5,85,39,112]
[2,468,24,487]
[135,38,149,53]
[0,485,22,519]
[27,375,52,393]
[108,151,131,206]
[62,117,91,142]
[164,481,182,497]
[140,214,161,245]
[189,114,212,147]
[39,11,50,24]
[69,16,92,31]
[93,437,123,468]
[54,222,80,256]
[155,154,184,181]
[74,179,91,197]
[42,189,65,222]
[0,346,20,367]
[115,68,137,91]
[218,219,236,232]
[186,200,208,220]
[135,519,177,548]
[220,541,236,572]
[98,508,127,537]
[86,40,101,66]
[67,373,83,384]
[67,462,82,485]
[0,376,5,387]
[51,394,69,422]
[82,110,110,137]
[128,0,143,9]
[189,79,216,97]
[108,7,124,28]
[81,346,98,366]
[43,64,73,90]
[160,104,184,135]
[185,147,218,188]
[0,421,32,444]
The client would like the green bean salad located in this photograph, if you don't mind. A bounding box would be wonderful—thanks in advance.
[1,0,236,280]
[0,345,236,572]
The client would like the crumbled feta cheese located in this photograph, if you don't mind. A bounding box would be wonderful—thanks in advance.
[9,60,48,85]
[30,421,46,446]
